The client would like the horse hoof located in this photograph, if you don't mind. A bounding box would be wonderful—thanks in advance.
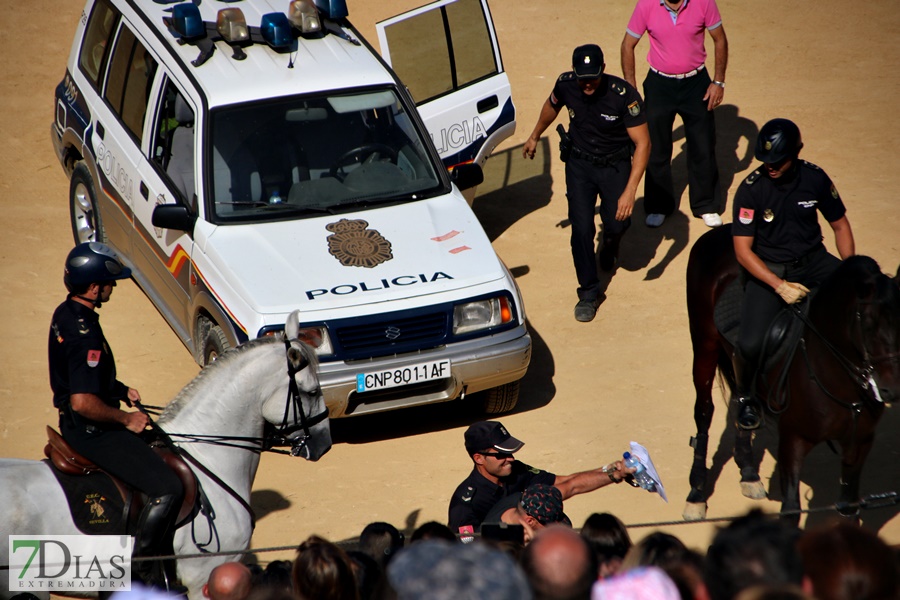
[683,502,708,521]
[741,480,767,500]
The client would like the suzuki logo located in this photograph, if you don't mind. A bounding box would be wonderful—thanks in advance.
[385,326,401,340]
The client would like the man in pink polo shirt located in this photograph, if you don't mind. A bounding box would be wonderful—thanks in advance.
[621,0,728,229]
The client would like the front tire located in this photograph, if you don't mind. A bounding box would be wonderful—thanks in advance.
[199,320,230,366]
[480,381,521,414]
[69,163,106,244]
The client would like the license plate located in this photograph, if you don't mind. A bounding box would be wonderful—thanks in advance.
[356,359,451,393]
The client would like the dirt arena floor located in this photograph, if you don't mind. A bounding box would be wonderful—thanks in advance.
[2,0,899,567]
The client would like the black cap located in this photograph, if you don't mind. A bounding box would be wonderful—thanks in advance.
[464,421,524,454]
[572,44,604,79]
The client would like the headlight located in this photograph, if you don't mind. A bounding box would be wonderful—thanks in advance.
[296,326,334,356]
[452,296,513,335]
[261,325,334,356]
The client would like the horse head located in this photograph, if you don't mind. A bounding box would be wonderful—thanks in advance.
[262,310,332,461]
[813,256,900,405]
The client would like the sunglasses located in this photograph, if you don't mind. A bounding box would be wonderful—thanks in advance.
[479,452,515,460]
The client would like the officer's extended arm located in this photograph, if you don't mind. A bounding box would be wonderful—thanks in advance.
[523,99,562,160]
[553,459,633,499]
[70,392,149,434]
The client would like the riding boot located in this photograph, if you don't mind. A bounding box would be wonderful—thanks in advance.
[599,233,622,272]
[733,348,762,430]
[133,494,179,592]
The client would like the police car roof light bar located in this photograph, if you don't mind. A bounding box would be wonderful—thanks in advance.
[289,0,322,35]
[172,3,204,39]
[260,12,293,49]
[217,8,250,45]
[314,0,348,20]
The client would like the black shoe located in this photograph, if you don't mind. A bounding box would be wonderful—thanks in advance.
[574,299,600,322]
[737,398,762,430]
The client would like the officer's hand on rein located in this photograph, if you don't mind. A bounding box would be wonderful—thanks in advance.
[776,280,810,304]
[122,410,151,434]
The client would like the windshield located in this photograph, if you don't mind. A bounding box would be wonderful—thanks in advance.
[208,87,443,222]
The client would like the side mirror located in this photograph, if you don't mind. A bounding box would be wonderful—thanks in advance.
[450,163,484,191]
[152,203,196,233]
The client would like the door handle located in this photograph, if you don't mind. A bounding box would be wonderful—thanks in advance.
[140,181,149,199]
[476,95,499,113]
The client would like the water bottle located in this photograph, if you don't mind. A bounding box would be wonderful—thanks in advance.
[623,452,656,491]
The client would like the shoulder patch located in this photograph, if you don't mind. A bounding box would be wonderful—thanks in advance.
[628,101,641,116]
[460,486,475,503]
[801,159,821,171]
[744,169,762,186]
[558,72,576,82]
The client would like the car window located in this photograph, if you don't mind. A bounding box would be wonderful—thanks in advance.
[151,80,195,205]
[380,0,497,103]
[104,25,157,141]
[209,87,443,223]
[78,0,119,88]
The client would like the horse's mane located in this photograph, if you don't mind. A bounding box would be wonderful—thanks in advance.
[815,255,881,301]
[161,335,284,420]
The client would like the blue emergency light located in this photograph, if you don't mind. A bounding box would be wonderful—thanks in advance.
[172,3,204,39]
[260,12,292,48]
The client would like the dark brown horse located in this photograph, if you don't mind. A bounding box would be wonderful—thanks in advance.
[683,226,900,523]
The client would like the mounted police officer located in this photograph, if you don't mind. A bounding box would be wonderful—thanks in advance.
[731,119,856,429]
[49,242,184,589]
[523,43,651,323]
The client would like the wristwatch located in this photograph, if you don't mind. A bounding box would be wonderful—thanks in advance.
[712,80,725,88]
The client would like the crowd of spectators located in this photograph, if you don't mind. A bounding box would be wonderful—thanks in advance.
[103,506,899,600]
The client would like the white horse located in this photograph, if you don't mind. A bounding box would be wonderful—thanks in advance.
[0,310,331,599]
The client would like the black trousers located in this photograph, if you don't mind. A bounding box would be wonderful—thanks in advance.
[642,70,719,217]
[736,246,840,371]
[61,415,183,500]
[565,155,632,301]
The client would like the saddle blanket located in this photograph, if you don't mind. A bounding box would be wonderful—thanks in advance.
[44,459,128,535]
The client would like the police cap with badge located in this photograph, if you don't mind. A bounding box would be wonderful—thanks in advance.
[464,421,525,455]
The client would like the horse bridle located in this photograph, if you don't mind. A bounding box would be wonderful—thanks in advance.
[791,300,896,407]
[139,335,329,539]
[266,337,330,456]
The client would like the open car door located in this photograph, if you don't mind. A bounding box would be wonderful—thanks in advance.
[376,0,515,172]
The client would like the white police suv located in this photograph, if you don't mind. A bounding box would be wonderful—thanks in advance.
[51,0,528,417]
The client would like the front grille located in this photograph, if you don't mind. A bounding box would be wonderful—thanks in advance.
[334,311,448,359]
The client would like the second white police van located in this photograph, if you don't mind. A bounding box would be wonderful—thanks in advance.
[51,0,529,417]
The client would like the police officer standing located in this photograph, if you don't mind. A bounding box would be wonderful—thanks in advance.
[523,44,650,323]
[731,119,855,429]
[50,242,184,588]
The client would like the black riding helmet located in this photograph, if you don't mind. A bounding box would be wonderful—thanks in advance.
[64,242,132,293]
[755,118,803,164]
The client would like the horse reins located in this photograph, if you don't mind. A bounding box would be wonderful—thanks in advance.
[136,335,328,546]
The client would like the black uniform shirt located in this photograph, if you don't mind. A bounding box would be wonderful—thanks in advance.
[49,297,128,416]
[732,160,847,263]
[447,460,555,533]
[550,72,646,156]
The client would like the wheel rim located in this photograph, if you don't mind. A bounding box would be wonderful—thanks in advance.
[72,182,96,242]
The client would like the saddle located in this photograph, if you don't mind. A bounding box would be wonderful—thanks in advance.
[714,278,809,408]
[44,426,199,534]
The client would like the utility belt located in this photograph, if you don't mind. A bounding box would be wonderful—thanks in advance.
[763,244,826,275]
[570,144,632,167]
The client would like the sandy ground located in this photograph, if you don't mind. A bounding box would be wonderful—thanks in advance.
[2,0,900,568]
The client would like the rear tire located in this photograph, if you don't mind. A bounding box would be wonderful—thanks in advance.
[480,380,521,414]
[69,163,106,244]
[201,323,230,366]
